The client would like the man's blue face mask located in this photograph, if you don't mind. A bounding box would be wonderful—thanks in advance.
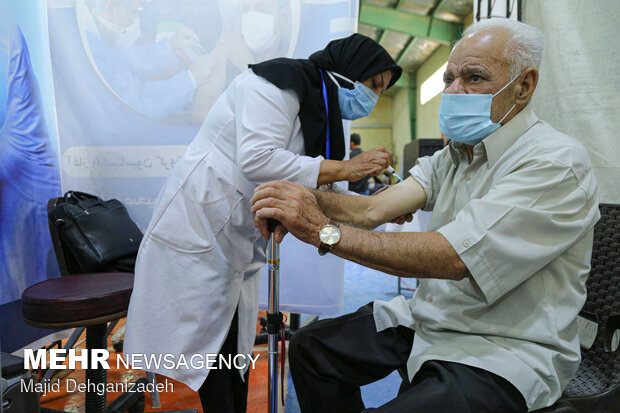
[438,73,520,146]
[327,71,378,120]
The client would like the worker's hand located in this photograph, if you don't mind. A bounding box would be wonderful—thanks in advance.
[344,146,392,182]
[251,180,326,245]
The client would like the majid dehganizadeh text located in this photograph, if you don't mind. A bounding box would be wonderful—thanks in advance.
[21,349,260,396]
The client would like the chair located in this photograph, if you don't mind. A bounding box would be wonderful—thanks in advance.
[535,203,620,412]
[22,273,141,413]
[20,195,196,413]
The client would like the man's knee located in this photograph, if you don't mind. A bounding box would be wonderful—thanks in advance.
[289,326,313,369]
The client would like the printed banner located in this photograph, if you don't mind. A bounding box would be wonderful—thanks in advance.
[48,0,358,315]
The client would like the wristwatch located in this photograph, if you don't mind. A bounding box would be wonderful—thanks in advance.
[318,220,341,256]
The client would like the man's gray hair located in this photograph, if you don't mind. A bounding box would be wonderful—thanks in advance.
[458,19,545,77]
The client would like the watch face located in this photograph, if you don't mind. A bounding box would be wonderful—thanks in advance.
[319,224,340,245]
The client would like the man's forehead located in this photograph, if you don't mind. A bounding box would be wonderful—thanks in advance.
[448,30,510,71]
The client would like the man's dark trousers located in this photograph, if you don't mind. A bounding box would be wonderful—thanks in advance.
[289,302,528,413]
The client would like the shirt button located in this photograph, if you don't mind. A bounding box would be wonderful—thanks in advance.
[464,175,470,181]
[427,296,433,303]
[463,240,471,248]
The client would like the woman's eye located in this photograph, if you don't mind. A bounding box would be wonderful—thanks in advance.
[471,75,483,82]
[444,78,453,86]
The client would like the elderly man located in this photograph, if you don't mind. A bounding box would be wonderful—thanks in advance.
[251,18,600,413]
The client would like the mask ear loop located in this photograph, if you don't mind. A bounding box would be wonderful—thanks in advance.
[497,104,516,124]
[493,72,521,97]
[325,71,339,87]
[493,72,522,125]
[327,71,355,87]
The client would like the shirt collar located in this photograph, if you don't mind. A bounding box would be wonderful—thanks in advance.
[447,105,538,168]
[483,105,539,167]
[448,140,463,165]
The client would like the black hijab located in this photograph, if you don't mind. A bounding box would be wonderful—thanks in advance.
[249,34,402,160]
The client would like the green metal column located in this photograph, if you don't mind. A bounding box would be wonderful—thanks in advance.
[408,72,417,142]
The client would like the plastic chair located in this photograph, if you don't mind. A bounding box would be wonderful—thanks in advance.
[535,203,620,412]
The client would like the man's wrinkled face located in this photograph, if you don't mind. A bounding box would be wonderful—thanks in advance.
[443,29,517,123]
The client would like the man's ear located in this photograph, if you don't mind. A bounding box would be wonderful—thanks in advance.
[515,68,538,105]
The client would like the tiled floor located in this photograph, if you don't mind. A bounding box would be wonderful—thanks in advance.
[39,316,274,412]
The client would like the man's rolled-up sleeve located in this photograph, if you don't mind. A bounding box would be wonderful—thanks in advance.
[437,160,599,304]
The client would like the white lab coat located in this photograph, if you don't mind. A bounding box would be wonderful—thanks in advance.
[124,70,323,391]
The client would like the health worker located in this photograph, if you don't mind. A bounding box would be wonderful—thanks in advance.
[124,33,402,412]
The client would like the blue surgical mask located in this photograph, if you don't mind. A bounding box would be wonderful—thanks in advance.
[327,71,378,120]
[438,74,519,146]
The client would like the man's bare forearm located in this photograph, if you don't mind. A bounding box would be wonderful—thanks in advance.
[311,177,428,229]
[310,189,378,228]
[329,225,470,280]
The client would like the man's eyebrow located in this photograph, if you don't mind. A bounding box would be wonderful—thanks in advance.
[460,66,492,78]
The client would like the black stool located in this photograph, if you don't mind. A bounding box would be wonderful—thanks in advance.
[22,272,145,413]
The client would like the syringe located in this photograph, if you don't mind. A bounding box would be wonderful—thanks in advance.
[387,166,404,182]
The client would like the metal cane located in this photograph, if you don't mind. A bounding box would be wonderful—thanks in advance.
[267,219,282,413]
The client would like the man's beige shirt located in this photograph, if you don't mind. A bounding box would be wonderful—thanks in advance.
[373,106,600,411]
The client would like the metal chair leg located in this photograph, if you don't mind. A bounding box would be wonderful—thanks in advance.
[146,371,161,408]
[39,327,85,391]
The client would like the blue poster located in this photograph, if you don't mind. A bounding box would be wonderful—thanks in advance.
[0,0,61,352]
[0,3,60,306]
[49,0,358,229]
[47,0,357,316]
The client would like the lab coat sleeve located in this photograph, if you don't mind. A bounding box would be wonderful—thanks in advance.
[235,75,323,188]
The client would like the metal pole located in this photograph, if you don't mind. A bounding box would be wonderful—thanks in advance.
[267,219,281,413]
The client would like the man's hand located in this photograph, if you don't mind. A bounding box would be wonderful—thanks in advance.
[344,146,392,182]
[251,180,328,244]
